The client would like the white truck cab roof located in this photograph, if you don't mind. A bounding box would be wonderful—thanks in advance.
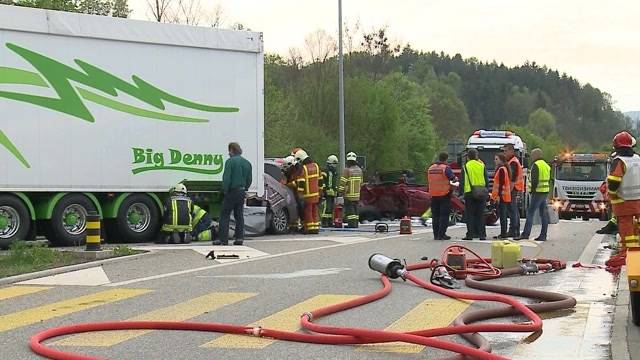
[466,130,525,150]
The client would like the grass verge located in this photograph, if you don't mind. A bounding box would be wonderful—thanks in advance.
[0,242,143,278]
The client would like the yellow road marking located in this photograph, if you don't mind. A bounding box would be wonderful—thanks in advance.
[0,286,51,301]
[358,298,471,353]
[202,294,359,349]
[0,288,150,332]
[55,292,256,347]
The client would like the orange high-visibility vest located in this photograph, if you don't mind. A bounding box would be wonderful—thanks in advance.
[427,163,451,197]
[508,156,524,191]
[491,165,512,202]
[297,162,320,203]
[509,156,524,191]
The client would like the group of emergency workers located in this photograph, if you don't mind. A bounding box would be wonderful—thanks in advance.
[280,149,363,233]
[426,144,550,241]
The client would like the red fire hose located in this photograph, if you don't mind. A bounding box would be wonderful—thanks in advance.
[29,247,574,360]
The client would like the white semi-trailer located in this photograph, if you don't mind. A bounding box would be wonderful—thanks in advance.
[0,5,264,247]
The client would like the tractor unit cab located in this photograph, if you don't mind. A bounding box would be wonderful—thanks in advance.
[462,130,529,216]
[463,130,528,181]
[551,153,610,220]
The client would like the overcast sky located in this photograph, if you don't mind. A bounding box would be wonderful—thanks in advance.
[130,0,639,112]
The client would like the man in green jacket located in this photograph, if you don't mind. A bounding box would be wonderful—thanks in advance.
[215,142,252,246]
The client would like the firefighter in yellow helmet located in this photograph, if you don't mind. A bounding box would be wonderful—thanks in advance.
[339,152,363,228]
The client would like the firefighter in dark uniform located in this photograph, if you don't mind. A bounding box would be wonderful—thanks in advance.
[158,183,193,244]
[339,152,363,228]
[321,155,340,227]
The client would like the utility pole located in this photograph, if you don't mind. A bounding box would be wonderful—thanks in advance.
[338,0,345,172]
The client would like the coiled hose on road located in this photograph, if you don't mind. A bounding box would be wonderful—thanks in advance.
[30,251,576,360]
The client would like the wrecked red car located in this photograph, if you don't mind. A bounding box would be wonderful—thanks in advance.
[358,170,496,225]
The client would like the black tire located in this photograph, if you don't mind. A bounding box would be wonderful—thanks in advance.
[632,291,640,326]
[268,207,289,235]
[112,194,160,243]
[0,194,31,250]
[49,194,97,246]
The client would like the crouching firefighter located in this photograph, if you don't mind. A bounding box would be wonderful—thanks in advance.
[159,184,193,244]
[339,152,363,228]
[191,205,216,241]
[295,149,321,234]
[321,155,340,227]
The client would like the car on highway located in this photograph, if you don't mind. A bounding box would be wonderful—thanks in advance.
[263,159,300,234]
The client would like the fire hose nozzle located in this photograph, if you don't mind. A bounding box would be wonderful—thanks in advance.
[368,253,406,279]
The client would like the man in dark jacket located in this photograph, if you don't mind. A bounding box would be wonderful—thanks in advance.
[215,142,252,246]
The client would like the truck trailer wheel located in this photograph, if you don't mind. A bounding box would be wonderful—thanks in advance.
[0,194,31,249]
[49,194,97,246]
[113,194,160,243]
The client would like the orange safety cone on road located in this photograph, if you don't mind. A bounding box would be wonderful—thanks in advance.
[400,216,412,234]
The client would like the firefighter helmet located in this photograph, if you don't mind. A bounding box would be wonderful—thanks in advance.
[283,155,296,169]
[294,149,309,163]
[172,183,187,194]
[346,152,357,161]
[613,131,636,149]
[327,155,339,165]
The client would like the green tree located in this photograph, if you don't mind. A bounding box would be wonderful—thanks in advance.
[110,0,130,17]
[15,0,78,11]
[527,108,556,138]
[382,73,437,172]
[78,0,111,15]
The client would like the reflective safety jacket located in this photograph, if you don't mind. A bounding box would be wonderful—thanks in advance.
[508,156,525,192]
[608,154,640,203]
[192,205,207,226]
[297,162,320,203]
[339,165,363,201]
[463,160,486,194]
[491,165,512,202]
[162,194,193,232]
[427,163,450,197]
[321,167,339,197]
[528,160,550,193]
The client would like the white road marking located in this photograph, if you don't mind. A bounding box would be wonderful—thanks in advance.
[18,267,111,286]
[195,267,352,279]
[130,245,268,262]
[106,234,409,287]
[251,236,370,243]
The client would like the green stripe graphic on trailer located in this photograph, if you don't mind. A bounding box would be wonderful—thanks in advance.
[0,43,240,168]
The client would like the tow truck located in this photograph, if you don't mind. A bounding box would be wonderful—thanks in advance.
[551,153,610,220]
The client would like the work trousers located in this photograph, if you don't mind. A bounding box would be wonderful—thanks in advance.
[321,196,335,227]
[521,193,549,240]
[344,199,359,228]
[431,195,451,239]
[303,199,320,234]
[498,201,511,236]
[613,200,640,249]
[508,190,520,236]
[464,194,486,239]
[219,188,245,243]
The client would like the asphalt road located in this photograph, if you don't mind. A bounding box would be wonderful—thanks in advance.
[0,219,621,360]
